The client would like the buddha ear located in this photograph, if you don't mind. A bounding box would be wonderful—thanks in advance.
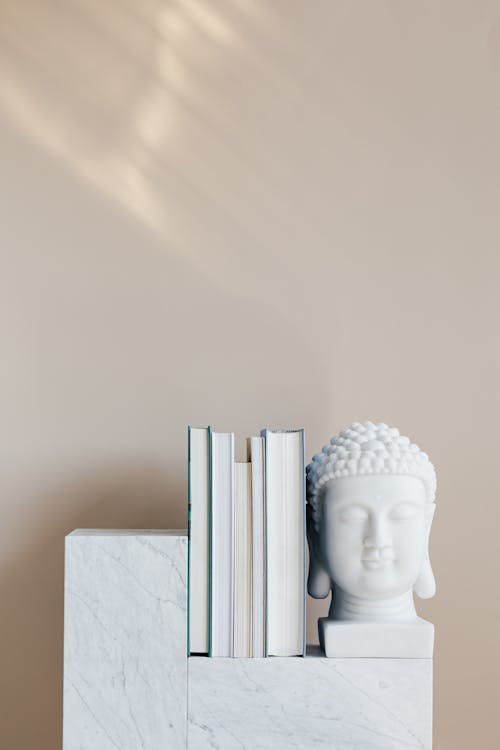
[414,503,436,599]
[413,557,436,599]
[308,554,331,599]
[306,505,331,599]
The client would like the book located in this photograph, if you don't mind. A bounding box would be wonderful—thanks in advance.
[247,436,266,657]
[187,426,210,655]
[233,462,252,657]
[262,428,306,656]
[210,431,235,657]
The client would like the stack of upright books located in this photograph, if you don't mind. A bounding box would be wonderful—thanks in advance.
[188,426,306,657]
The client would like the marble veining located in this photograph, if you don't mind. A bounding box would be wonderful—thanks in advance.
[188,651,432,749]
[63,530,187,750]
[63,529,432,749]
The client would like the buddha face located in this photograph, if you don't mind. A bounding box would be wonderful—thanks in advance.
[318,474,434,600]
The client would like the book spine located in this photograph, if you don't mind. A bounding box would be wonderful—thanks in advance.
[189,426,211,656]
[301,429,306,657]
[250,436,265,658]
[229,434,235,657]
[187,425,192,656]
[261,428,306,657]
[208,426,213,657]
[260,429,270,657]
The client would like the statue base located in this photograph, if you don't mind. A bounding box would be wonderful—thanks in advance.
[319,617,434,658]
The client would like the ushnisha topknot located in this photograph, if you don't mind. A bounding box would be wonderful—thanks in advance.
[306,421,436,531]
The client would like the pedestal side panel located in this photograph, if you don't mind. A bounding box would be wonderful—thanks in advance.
[188,654,432,749]
[63,530,188,750]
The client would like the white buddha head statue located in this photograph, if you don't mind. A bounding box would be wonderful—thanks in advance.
[306,422,436,621]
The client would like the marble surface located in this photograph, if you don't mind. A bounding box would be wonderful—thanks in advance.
[188,648,432,749]
[63,529,432,749]
[63,530,187,750]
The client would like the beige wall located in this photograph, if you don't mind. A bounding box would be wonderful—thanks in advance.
[1,1,499,747]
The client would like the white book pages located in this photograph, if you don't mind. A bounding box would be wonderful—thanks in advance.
[248,437,265,658]
[233,462,252,658]
[264,429,305,656]
[188,427,210,654]
[210,432,234,657]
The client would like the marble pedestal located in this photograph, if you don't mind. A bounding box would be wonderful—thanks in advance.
[63,529,433,749]
[63,530,187,750]
[188,649,432,749]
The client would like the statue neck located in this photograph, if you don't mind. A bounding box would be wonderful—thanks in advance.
[329,587,417,622]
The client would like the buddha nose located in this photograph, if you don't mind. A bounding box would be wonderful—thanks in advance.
[364,515,391,550]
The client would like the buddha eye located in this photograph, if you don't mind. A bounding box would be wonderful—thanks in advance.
[388,502,420,521]
[337,505,369,522]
